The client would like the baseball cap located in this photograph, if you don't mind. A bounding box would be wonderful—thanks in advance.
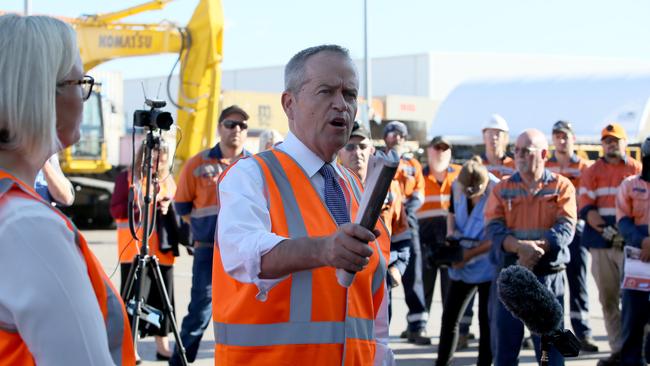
[350,121,371,140]
[482,114,509,132]
[219,105,249,123]
[384,121,408,137]
[601,123,627,141]
[429,135,452,150]
[552,120,574,135]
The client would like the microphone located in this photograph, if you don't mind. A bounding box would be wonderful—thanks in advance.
[497,265,581,358]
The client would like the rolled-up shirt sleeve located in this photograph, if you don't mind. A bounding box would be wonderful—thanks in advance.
[216,157,289,299]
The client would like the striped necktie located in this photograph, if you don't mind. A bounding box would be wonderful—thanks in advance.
[319,163,350,226]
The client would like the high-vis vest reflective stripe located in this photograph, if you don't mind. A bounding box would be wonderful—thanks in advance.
[416,164,460,220]
[116,174,175,265]
[0,172,136,366]
[212,149,390,366]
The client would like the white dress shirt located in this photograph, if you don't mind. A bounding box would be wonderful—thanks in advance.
[217,131,393,364]
[0,195,116,366]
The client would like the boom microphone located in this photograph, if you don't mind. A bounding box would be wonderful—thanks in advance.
[497,265,581,358]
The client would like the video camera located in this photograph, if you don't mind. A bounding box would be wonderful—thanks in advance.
[133,99,173,131]
[431,236,466,267]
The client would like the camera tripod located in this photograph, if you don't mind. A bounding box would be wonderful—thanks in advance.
[121,130,188,366]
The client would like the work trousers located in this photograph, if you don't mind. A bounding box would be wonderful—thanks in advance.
[621,289,650,366]
[590,247,624,353]
[170,246,213,365]
[436,279,491,366]
[490,271,565,366]
[566,232,593,339]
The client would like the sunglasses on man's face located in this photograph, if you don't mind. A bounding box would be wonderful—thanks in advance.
[221,120,248,130]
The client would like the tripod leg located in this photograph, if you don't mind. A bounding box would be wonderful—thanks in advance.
[121,255,140,300]
[148,257,188,366]
[130,254,149,356]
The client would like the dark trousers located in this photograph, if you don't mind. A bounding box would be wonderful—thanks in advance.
[170,246,213,365]
[621,289,650,366]
[403,211,428,331]
[566,232,592,339]
[436,280,492,366]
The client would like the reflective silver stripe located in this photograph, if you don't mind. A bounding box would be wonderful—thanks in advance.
[371,238,387,295]
[407,312,428,322]
[512,229,546,240]
[424,194,450,203]
[115,221,130,229]
[0,178,13,195]
[215,321,344,346]
[339,167,362,203]
[346,317,374,341]
[190,205,219,218]
[578,187,596,199]
[598,207,617,216]
[0,322,17,333]
[416,208,448,219]
[257,151,311,322]
[595,186,618,197]
[104,279,125,366]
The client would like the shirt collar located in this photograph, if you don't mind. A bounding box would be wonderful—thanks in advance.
[208,143,252,161]
[549,153,580,164]
[275,131,329,178]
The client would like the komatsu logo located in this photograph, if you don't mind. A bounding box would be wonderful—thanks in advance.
[99,35,152,48]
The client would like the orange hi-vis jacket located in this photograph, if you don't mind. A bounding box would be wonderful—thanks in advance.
[393,154,425,201]
[381,180,410,242]
[578,157,641,248]
[546,154,592,190]
[115,172,177,265]
[212,149,390,366]
[0,171,135,366]
[481,154,515,180]
[416,164,461,220]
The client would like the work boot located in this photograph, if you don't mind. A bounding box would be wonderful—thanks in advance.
[522,336,534,349]
[579,336,599,352]
[408,329,431,345]
[596,352,621,366]
[399,329,409,339]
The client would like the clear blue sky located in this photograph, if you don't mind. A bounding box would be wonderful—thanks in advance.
[5,0,650,78]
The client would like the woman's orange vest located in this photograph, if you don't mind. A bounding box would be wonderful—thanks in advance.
[116,174,176,266]
[211,149,390,366]
[0,171,136,366]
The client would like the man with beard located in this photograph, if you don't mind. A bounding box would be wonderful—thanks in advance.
[213,45,393,365]
[545,121,599,352]
[615,136,650,366]
[481,114,515,179]
[338,122,411,320]
[486,129,576,366]
[578,123,641,366]
[170,105,251,365]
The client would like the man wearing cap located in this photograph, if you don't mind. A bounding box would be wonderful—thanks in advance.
[615,135,650,366]
[402,136,462,345]
[545,120,599,353]
[383,121,428,344]
[578,122,641,366]
[338,122,412,320]
[171,105,252,365]
[486,128,576,366]
[482,114,515,179]
[213,45,392,365]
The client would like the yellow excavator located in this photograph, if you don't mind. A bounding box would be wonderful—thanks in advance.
[44,0,223,226]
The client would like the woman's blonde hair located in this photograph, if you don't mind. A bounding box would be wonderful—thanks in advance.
[0,14,78,156]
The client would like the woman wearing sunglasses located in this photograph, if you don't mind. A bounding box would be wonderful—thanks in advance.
[0,14,135,365]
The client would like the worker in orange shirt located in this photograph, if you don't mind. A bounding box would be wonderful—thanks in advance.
[486,129,576,366]
[338,121,411,320]
[615,136,650,366]
[383,121,429,344]
[481,114,515,179]
[545,120,599,353]
[578,123,641,366]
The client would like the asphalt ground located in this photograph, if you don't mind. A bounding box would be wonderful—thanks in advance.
[85,230,615,365]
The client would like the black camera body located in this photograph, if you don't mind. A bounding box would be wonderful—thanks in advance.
[432,236,465,267]
[133,99,173,131]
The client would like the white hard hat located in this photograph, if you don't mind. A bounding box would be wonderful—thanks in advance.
[482,114,509,132]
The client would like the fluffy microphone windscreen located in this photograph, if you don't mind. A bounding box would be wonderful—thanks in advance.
[497,265,563,335]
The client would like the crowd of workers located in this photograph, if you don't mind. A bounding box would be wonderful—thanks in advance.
[0,13,649,366]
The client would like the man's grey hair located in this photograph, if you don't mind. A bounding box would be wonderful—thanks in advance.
[284,44,352,93]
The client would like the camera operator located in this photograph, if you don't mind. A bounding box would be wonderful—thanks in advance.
[0,14,135,364]
[436,156,497,366]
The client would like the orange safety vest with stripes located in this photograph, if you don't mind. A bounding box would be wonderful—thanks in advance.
[481,155,515,179]
[416,164,461,220]
[115,173,177,266]
[211,149,390,366]
[0,171,135,366]
[546,154,591,191]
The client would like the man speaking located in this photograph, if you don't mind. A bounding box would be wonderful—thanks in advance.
[213,45,392,365]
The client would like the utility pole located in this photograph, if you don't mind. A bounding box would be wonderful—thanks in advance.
[24,0,31,15]
[362,0,372,129]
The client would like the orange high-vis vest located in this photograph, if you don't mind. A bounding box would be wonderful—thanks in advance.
[212,149,390,366]
[0,171,136,366]
[116,174,176,266]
